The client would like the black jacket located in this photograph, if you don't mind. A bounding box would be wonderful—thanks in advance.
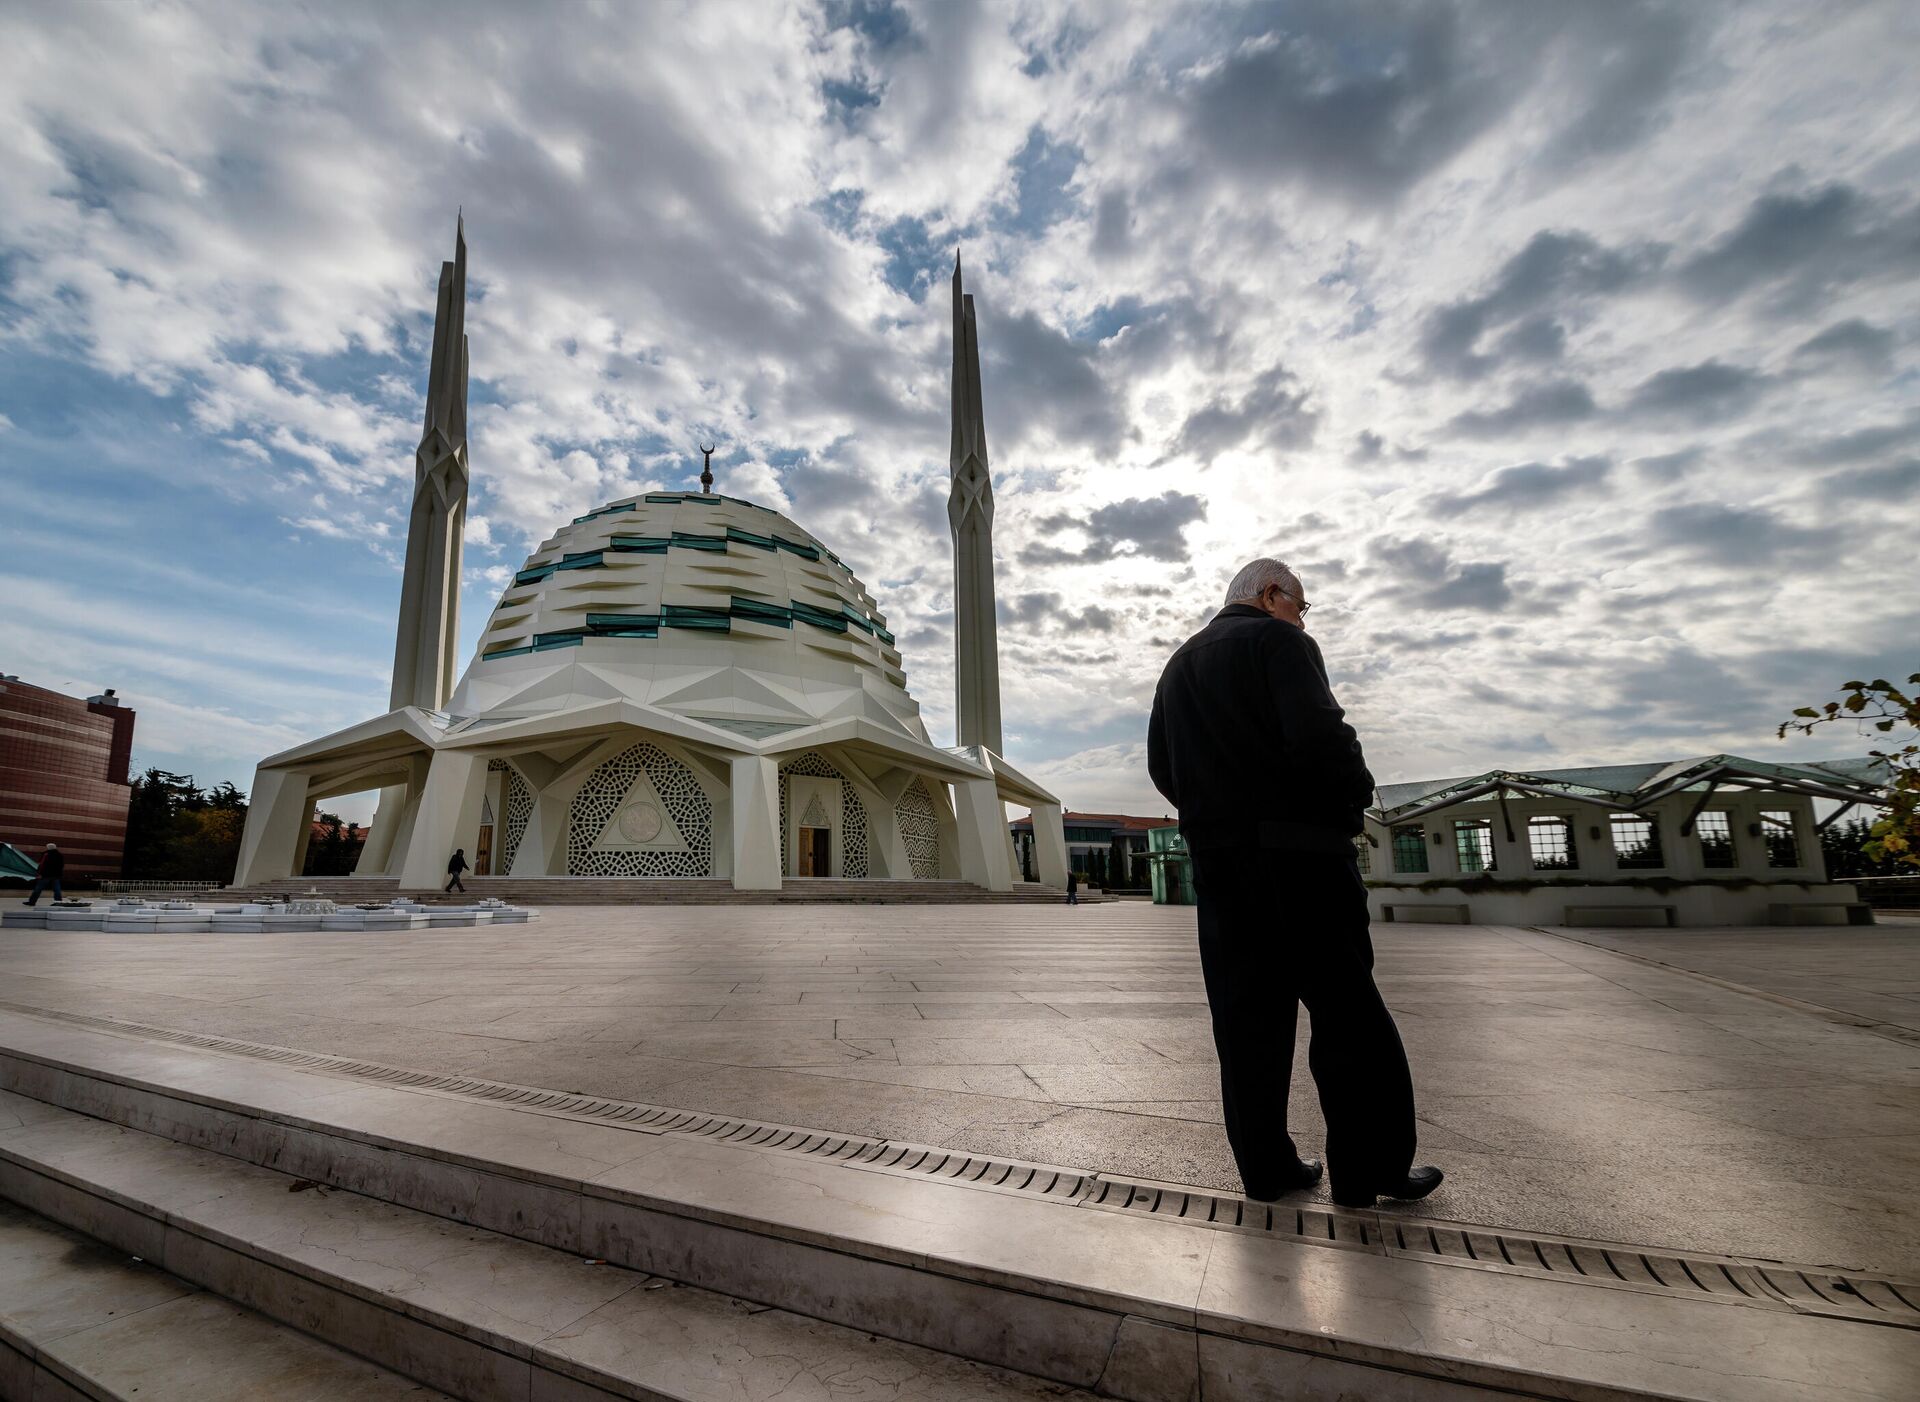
[1148,605,1374,853]
[39,849,64,878]
[447,852,468,874]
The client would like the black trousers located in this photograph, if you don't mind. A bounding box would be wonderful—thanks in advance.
[1191,845,1416,1200]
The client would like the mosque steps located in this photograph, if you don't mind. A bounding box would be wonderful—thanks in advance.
[0,1196,453,1402]
[0,1089,1095,1402]
[4,1005,1906,1402]
[214,876,1093,906]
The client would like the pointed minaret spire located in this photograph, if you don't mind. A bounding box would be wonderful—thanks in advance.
[948,252,1004,754]
[388,216,471,713]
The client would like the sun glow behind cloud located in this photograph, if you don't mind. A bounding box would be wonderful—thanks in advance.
[1,1,1915,819]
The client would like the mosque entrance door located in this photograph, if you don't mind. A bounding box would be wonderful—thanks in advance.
[798,827,830,877]
[474,824,493,876]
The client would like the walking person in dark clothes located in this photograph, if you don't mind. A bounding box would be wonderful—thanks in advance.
[1066,868,1079,905]
[1148,559,1441,1209]
[445,848,468,894]
[24,843,64,905]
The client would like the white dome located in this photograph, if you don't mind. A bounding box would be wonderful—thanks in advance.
[445,491,926,742]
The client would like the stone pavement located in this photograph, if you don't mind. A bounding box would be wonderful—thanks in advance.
[2,902,1917,1275]
[1530,920,1920,1033]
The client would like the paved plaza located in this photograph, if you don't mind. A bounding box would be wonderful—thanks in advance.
[3,901,1917,1276]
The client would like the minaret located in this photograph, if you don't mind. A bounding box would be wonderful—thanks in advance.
[389,217,470,711]
[948,255,1004,754]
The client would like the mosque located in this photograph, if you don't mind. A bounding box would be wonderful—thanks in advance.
[232,223,1070,895]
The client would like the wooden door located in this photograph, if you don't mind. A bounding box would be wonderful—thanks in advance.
[798,827,830,876]
[474,825,493,876]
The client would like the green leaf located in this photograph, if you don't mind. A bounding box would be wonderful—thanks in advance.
[1878,720,1896,731]
[1792,707,1819,717]
[1844,693,1866,712]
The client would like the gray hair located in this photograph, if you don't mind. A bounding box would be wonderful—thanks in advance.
[1224,558,1300,607]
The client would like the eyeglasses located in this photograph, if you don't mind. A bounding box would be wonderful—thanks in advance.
[1273,588,1311,615]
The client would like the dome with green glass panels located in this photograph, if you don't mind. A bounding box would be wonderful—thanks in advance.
[445,490,927,745]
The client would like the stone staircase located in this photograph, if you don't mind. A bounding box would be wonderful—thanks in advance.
[6,1004,1915,1402]
[215,875,1093,906]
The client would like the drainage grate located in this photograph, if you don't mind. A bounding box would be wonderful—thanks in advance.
[3,999,1913,1329]
[0,1001,1090,1204]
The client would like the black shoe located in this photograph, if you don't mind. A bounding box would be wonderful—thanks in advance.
[1332,1165,1444,1210]
[1244,1158,1323,1200]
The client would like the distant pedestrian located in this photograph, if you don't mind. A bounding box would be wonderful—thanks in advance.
[1065,868,1079,905]
[445,848,468,894]
[1149,558,1441,1209]
[24,843,64,905]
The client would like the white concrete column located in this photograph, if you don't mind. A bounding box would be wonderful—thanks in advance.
[355,782,408,874]
[510,789,569,876]
[1030,802,1070,889]
[397,750,488,890]
[380,756,431,877]
[953,778,1013,892]
[729,755,782,890]
[234,767,313,886]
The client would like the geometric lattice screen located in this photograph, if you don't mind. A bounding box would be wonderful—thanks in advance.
[567,741,714,876]
[895,778,941,879]
[492,759,534,875]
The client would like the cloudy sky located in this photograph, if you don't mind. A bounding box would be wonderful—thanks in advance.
[2,0,1916,821]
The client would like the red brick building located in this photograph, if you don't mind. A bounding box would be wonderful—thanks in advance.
[0,676,136,879]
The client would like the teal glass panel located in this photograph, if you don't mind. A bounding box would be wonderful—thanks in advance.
[607,535,670,553]
[670,532,728,552]
[483,644,534,659]
[725,526,778,552]
[532,632,585,651]
[788,601,849,632]
[773,536,820,560]
[662,604,732,631]
[730,597,793,627]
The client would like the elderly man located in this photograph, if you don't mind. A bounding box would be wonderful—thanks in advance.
[1148,559,1440,1209]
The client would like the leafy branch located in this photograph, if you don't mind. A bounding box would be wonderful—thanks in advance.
[1780,673,1919,869]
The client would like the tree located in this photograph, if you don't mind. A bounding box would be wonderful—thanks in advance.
[1820,817,1907,879]
[121,767,250,881]
[1781,673,1919,870]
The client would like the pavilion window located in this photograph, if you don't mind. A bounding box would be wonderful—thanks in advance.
[1610,814,1664,869]
[1390,825,1428,873]
[1761,810,1801,867]
[1696,810,1737,868]
[1527,815,1577,870]
[1453,819,1496,873]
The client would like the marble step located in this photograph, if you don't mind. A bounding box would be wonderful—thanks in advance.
[0,1095,1100,1402]
[4,1008,1913,1402]
[0,1196,450,1402]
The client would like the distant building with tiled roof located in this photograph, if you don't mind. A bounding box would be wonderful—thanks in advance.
[1009,810,1170,888]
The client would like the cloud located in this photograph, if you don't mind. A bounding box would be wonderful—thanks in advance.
[1429,455,1612,516]
[1624,360,1768,422]
[1,0,1915,816]
[1642,502,1841,565]
[1021,491,1206,565]
[1793,318,1895,371]
[1418,230,1665,380]
[1367,536,1515,612]
[1833,459,1920,500]
[1677,181,1920,308]
[1445,379,1597,437]
[1167,363,1318,462]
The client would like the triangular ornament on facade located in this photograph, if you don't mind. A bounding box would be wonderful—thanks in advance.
[590,767,690,851]
[799,791,832,828]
